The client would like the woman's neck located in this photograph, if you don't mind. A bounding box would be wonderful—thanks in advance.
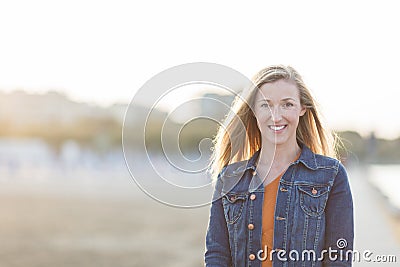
[258,140,301,167]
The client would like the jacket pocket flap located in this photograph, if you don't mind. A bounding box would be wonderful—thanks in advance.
[298,185,330,197]
[222,193,248,203]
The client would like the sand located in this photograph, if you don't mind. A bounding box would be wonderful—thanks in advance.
[0,186,210,267]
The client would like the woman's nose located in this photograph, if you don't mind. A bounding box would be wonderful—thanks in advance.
[271,107,283,122]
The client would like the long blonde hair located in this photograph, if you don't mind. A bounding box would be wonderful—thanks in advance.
[210,65,339,179]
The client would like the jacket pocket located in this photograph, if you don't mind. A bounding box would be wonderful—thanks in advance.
[221,192,247,224]
[298,184,330,217]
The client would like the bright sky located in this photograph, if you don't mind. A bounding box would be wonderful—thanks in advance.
[1,0,399,138]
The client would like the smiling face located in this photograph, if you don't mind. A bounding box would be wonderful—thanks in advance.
[253,79,306,149]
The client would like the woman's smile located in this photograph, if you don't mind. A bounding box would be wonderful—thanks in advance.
[268,124,287,132]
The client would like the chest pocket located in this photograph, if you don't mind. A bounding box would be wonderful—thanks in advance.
[298,184,330,217]
[221,192,247,224]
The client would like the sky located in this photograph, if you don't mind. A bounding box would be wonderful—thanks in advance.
[0,0,399,139]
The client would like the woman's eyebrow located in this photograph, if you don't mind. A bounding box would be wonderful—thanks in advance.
[281,97,296,101]
[256,97,296,102]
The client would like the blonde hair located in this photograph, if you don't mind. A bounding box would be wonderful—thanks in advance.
[210,65,340,179]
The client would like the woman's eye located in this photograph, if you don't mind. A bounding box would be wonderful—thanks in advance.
[284,102,294,108]
[261,103,269,108]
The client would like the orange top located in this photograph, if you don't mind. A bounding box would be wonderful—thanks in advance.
[261,153,300,267]
[261,173,283,267]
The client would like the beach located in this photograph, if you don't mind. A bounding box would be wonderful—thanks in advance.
[0,171,210,267]
[0,161,399,266]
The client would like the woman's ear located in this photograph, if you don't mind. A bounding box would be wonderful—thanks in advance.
[299,106,306,116]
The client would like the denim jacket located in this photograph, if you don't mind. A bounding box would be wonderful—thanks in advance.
[205,144,354,267]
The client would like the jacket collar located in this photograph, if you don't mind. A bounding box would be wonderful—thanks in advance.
[296,144,318,170]
[245,143,318,171]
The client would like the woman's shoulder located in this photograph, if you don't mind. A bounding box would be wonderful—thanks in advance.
[314,153,340,166]
[212,160,254,194]
[310,152,348,178]
[217,151,259,180]
[219,160,252,179]
[300,145,341,171]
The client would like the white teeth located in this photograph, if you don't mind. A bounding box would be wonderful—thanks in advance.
[269,125,285,131]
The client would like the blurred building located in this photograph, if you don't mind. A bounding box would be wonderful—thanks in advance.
[200,93,234,122]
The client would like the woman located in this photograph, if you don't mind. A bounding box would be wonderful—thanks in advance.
[205,65,354,266]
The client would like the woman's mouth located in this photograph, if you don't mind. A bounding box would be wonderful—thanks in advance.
[268,125,287,132]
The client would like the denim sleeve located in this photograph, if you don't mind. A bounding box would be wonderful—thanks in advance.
[323,162,354,266]
[204,171,233,267]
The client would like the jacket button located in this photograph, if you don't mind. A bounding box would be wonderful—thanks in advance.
[312,188,318,195]
[280,187,288,192]
[252,170,257,176]
[248,223,254,230]
[276,216,286,220]
[250,194,256,200]
[249,254,256,260]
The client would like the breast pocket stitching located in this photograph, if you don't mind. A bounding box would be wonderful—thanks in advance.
[298,184,330,217]
[221,193,247,224]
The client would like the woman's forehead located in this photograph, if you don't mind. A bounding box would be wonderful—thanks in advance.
[255,80,300,101]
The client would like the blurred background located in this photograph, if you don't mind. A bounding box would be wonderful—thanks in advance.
[1,1,399,266]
